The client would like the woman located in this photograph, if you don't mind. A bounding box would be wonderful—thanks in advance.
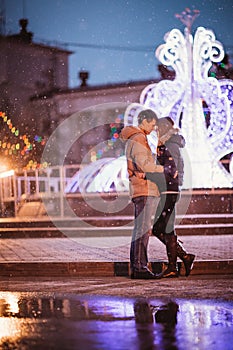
[146,117,195,278]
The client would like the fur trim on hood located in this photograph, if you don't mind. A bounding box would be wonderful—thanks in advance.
[159,127,179,145]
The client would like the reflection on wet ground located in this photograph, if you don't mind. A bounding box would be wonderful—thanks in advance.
[0,292,232,350]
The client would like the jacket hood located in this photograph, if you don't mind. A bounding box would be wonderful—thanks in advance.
[120,126,143,141]
[159,128,185,148]
[166,133,186,148]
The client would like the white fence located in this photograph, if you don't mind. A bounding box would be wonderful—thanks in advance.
[0,159,231,217]
[0,165,81,217]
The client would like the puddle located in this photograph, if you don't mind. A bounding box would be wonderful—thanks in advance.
[0,292,232,349]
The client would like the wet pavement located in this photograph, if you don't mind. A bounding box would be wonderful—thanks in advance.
[0,226,233,348]
[1,274,233,300]
[0,291,232,350]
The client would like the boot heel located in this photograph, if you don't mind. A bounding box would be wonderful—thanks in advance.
[183,254,195,276]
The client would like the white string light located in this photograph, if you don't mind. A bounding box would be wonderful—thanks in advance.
[67,20,233,192]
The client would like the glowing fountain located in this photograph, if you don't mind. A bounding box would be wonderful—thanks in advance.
[66,9,233,193]
[65,156,129,193]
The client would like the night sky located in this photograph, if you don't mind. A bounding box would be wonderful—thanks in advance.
[3,0,233,87]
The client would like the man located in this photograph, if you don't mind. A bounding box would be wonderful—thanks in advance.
[120,109,164,279]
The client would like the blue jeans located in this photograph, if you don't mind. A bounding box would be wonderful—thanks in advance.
[130,196,160,272]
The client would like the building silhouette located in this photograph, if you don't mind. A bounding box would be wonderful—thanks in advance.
[0,18,161,168]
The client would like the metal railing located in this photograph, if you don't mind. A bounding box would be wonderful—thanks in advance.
[0,159,231,218]
[0,165,81,217]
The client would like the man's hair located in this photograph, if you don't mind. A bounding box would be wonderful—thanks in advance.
[137,109,158,125]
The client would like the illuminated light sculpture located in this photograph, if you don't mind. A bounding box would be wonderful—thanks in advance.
[125,9,233,188]
[66,9,233,193]
[65,156,129,193]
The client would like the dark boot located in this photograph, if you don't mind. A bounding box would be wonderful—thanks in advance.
[153,231,195,277]
[157,235,178,278]
[177,240,195,276]
[131,266,157,280]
